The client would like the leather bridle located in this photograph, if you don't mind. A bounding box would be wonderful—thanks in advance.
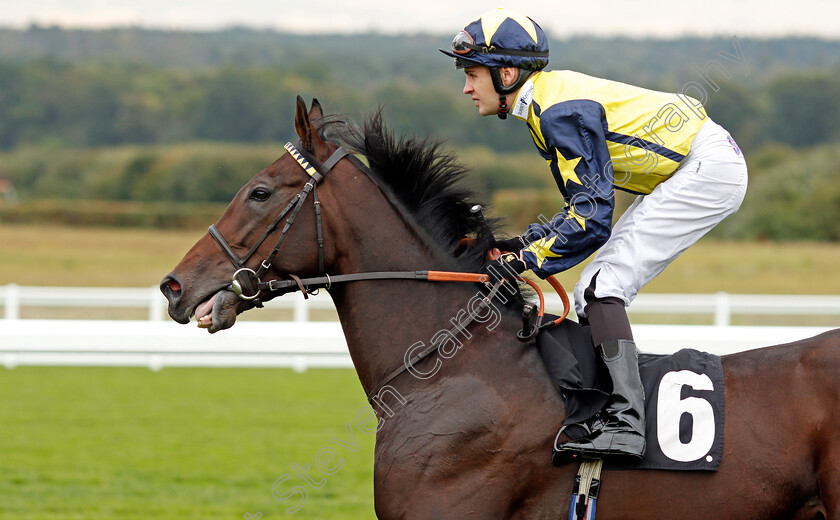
[208,141,348,308]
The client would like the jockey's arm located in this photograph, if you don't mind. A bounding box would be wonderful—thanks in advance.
[519,101,615,278]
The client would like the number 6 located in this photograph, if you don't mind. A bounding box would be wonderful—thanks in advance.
[656,370,716,462]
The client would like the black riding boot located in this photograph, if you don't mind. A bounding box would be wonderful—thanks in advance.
[553,339,646,463]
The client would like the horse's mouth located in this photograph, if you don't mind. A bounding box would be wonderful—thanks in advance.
[191,289,242,333]
[193,291,218,325]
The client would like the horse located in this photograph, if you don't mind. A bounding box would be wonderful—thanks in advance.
[160,96,840,519]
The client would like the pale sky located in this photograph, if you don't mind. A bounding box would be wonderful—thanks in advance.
[0,0,836,38]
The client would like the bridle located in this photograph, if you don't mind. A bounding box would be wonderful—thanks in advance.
[208,141,347,308]
[207,139,569,403]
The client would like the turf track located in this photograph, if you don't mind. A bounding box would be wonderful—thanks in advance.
[0,367,375,519]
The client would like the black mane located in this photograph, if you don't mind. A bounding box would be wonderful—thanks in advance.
[320,110,504,274]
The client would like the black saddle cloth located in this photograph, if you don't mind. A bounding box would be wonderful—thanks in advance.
[536,316,724,471]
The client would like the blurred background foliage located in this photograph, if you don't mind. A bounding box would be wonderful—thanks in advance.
[0,26,838,239]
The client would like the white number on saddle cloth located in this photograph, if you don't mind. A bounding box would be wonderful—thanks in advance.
[656,370,716,462]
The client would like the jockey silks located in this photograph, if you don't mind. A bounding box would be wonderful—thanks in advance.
[509,70,747,312]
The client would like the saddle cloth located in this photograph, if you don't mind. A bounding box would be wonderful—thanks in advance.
[536,318,724,471]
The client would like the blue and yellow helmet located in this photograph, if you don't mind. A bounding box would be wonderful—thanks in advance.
[440,8,549,72]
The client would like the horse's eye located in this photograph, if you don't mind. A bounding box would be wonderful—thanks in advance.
[249,188,272,202]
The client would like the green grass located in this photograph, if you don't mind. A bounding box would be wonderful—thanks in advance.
[0,368,376,520]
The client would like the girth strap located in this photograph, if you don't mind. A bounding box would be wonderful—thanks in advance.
[569,459,603,520]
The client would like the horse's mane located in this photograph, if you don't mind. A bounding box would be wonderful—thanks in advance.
[317,110,528,309]
[319,110,504,274]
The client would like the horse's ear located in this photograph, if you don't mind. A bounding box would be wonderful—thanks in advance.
[309,98,324,122]
[294,95,326,153]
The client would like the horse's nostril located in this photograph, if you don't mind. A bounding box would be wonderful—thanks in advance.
[160,275,183,299]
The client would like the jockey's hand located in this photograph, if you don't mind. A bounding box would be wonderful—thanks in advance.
[495,235,528,254]
[485,252,527,285]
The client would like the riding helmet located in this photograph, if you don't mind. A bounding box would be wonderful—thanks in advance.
[440,8,549,117]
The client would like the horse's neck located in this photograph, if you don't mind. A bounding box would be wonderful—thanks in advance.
[329,240,495,396]
[322,178,561,422]
[320,174,479,392]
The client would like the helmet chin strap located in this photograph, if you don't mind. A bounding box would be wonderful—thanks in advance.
[498,94,509,120]
[489,67,532,120]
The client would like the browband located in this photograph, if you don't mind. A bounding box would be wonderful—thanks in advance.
[284,142,349,183]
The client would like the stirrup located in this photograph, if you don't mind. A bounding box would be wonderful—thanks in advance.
[553,423,593,465]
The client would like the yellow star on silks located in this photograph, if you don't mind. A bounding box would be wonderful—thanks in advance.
[557,150,583,187]
[525,236,563,269]
[566,206,587,230]
[481,8,540,44]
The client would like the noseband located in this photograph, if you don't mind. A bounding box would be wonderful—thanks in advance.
[208,141,349,308]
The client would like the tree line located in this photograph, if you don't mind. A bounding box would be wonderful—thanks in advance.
[2,137,838,241]
[0,27,839,241]
[1,58,838,153]
[0,28,838,153]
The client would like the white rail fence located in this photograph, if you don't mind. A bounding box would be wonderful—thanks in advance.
[0,284,333,322]
[0,320,353,371]
[4,284,840,325]
[1,284,838,370]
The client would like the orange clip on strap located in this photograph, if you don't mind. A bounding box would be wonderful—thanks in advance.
[427,271,488,283]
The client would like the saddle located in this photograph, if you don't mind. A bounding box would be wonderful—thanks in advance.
[536,317,725,472]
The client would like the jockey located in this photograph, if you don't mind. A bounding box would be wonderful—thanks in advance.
[440,8,748,463]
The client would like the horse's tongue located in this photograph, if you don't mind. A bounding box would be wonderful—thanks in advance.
[194,292,219,322]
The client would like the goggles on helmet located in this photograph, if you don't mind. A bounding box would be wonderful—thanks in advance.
[451,30,480,56]
[450,29,549,60]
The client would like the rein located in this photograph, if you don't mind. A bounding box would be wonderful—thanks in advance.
[208,139,570,402]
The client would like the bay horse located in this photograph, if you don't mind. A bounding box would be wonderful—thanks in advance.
[161,96,840,519]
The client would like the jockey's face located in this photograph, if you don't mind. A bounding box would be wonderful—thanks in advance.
[462,65,520,117]
[463,65,499,116]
